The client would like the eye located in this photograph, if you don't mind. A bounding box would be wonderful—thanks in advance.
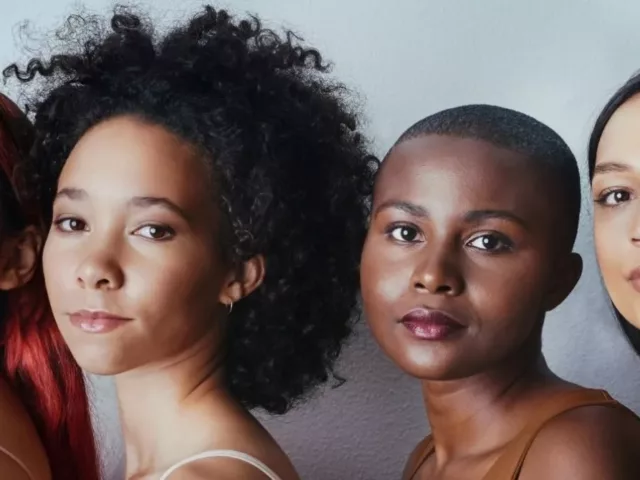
[467,233,512,252]
[388,225,424,243]
[133,224,175,240]
[596,188,632,206]
[54,217,88,232]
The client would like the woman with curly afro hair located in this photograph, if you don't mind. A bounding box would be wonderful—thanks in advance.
[5,4,377,479]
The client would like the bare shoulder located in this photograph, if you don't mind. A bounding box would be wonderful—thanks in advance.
[0,451,34,480]
[0,379,51,480]
[165,408,299,480]
[519,404,640,480]
[402,437,431,480]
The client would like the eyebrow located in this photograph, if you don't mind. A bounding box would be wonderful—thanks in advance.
[374,200,527,229]
[55,188,191,221]
[56,187,86,200]
[374,200,429,218]
[463,209,528,229]
[593,161,632,176]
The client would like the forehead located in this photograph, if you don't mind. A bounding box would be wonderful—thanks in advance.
[60,116,212,202]
[597,94,640,163]
[375,135,555,217]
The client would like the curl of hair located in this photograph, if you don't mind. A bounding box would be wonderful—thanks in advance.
[588,72,640,357]
[5,5,379,413]
[0,94,100,479]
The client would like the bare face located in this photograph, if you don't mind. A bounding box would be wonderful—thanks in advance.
[43,116,231,375]
[361,135,580,380]
[593,94,640,329]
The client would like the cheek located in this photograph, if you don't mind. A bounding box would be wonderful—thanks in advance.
[360,238,411,315]
[594,210,640,325]
[594,211,628,279]
[42,238,72,308]
[465,254,546,335]
[129,250,221,323]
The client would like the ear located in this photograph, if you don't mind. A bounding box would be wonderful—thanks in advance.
[544,252,583,312]
[218,254,266,307]
[0,226,42,291]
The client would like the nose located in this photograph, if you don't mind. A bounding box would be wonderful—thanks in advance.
[75,241,124,291]
[411,242,463,296]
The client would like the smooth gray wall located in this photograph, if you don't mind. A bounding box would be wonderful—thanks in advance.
[2,1,640,479]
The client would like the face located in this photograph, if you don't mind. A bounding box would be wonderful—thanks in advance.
[43,116,233,375]
[361,135,580,380]
[592,94,640,329]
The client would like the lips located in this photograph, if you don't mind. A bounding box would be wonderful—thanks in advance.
[68,309,132,334]
[400,308,466,341]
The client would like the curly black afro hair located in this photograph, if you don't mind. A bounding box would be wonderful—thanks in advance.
[4,4,379,414]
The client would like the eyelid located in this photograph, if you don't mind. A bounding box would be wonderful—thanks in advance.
[53,216,89,233]
[131,223,176,240]
[385,222,425,243]
[594,187,634,205]
[465,232,514,252]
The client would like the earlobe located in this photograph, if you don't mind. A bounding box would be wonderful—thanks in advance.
[218,254,266,306]
[545,252,583,312]
[0,226,42,291]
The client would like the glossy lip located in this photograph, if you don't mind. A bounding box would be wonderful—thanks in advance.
[68,309,132,334]
[399,307,467,341]
[628,267,640,294]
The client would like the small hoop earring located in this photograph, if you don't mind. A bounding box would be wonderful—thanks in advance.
[228,302,233,314]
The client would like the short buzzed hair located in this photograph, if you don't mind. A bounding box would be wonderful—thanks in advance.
[390,104,581,250]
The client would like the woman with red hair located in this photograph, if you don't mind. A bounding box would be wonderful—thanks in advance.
[0,92,100,479]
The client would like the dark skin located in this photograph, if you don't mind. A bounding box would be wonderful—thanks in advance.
[360,134,640,479]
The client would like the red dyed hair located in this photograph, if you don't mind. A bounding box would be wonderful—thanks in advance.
[0,93,101,480]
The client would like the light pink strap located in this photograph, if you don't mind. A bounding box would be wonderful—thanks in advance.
[160,449,282,480]
[0,445,35,480]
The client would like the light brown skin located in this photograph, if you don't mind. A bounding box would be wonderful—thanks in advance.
[42,116,298,480]
[361,134,640,479]
[0,227,52,480]
[592,93,640,329]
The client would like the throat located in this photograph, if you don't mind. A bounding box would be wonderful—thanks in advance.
[421,352,567,461]
[115,334,228,476]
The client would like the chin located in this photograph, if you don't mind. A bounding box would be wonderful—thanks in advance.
[67,346,134,376]
[614,292,640,330]
[400,359,463,381]
[391,346,475,381]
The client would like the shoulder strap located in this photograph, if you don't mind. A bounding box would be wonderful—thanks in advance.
[482,389,627,480]
[160,449,283,480]
[403,436,435,480]
[0,445,35,480]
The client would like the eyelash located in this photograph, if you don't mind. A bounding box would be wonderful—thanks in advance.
[53,217,176,241]
[384,224,513,253]
[594,188,634,207]
[385,223,424,243]
[466,232,513,253]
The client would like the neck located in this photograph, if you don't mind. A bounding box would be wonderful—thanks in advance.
[421,339,568,460]
[115,328,232,476]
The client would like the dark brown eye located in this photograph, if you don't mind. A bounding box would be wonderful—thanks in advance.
[467,233,512,252]
[602,189,631,205]
[389,225,423,243]
[134,224,175,240]
[55,217,87,232]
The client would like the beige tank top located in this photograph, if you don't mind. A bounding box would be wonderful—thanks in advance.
[404,389,638,480]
